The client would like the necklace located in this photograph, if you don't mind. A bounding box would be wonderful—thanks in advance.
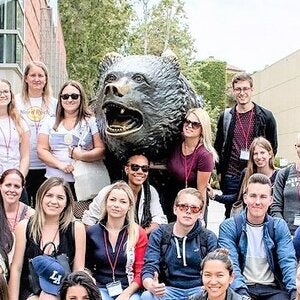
[41,226,59,253]
[7,201,20,232]
[0,118,11,160]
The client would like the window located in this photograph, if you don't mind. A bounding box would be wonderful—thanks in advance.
[0,0,23,65]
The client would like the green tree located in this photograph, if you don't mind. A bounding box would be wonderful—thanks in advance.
[187,59,226,135]
[59,0,133,97]
[127,0,196,73]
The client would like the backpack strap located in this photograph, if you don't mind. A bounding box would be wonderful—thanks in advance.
[198,228,209,259]
[160,222,175,257]
[159,222,174,282]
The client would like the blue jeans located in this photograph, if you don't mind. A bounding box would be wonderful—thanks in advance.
[99,288,141,300]
[141,286,201,300]
[220,174,240,218]
[247,284,289,300]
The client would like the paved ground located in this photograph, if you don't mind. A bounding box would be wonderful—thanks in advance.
[206,198,225,237]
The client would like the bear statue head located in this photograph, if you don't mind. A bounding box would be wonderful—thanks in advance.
[94,51,201,163]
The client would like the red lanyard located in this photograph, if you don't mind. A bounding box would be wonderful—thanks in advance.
[236,109,254,149]
[0,118,11,159]
[103,229,126,282]
[183,142,199,188]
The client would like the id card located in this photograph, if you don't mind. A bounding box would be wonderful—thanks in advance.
[240,149,250,161]
[294,214,300,226]
[106,281,123,297]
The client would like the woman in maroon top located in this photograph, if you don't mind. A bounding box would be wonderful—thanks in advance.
[168,108,218,223]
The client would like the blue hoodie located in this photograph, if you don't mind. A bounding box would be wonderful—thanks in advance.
[142,220,217,289]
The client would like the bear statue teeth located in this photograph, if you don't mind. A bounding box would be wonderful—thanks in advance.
[102,101,143,136]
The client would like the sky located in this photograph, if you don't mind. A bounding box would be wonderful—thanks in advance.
[185,0,300,73]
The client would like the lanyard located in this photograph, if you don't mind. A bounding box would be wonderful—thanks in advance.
[236,108,254,149]
[183,141,199,188]
[0,118,11,160]
[103,229,126,282]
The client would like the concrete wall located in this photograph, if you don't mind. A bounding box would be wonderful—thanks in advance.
[252,49,300,163]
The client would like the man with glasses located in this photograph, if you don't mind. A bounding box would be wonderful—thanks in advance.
[214,72,277,218]
[141,188,217,300]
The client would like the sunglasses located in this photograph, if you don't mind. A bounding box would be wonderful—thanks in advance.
[129,163,150,173]
[176,203,201,214]
[60,93,80,100]
[183,118,201,130]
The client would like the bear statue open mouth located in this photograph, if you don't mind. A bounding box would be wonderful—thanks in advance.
[102,102,143,136]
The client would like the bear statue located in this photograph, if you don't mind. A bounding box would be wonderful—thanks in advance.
[94,51,201,220]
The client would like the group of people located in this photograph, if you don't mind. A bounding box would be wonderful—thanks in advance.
[0,61,300,300]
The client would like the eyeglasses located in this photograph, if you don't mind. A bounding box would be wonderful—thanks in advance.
[129,163,150,173]
[60,93,80,100]
[176,203,201,214]
[0,90,10,95]
[183,118,201,130]
[233,87,251,93]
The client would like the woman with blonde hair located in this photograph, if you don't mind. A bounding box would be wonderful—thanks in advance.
[0,79,29,178]
[86,180,148,300]
[15,61,57,207]
[8,177,86,299]
[209,136,277,215]
[168,107,218,222]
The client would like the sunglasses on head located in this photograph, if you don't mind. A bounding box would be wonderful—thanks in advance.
[176,203,201,214]
[129,163,150,173]
[183,118,201,130]
[60,93,80,100]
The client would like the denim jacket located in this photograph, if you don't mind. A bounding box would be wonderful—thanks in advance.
[218,211,296,299]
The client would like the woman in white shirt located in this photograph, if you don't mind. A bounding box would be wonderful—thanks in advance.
[15,61,57,207]
[37,80,105,200]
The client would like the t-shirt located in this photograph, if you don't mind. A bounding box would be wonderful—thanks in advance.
[15,95,58,169]
[168,143,214,189]
[227,108,255,176]
[0,116,29,174]
[243,223,275,285]
[39,116,99,182]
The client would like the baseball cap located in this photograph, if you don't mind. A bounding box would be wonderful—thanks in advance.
[32,255,66,295]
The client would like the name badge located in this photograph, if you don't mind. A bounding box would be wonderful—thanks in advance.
[240,150,250,161]
[294,214,300,226]
[106,281,123,297]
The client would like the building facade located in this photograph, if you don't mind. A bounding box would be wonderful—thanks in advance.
[252,49,300,164]
[0,0,67,95]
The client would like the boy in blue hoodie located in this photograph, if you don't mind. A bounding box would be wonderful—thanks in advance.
[141,188,217,300]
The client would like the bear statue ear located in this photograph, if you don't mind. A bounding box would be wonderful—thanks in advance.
[161,48,180,74]
[99,52,123,75]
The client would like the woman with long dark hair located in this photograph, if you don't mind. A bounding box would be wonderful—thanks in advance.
[37,80,105,201]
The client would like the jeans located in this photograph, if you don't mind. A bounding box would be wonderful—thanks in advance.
[220,174,240,218]
[99,288,141,300]
[141,286,201,300]
[247,284,289,300]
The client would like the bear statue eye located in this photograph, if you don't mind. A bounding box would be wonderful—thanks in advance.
[132,74,145,83]
[105,74,117,83]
